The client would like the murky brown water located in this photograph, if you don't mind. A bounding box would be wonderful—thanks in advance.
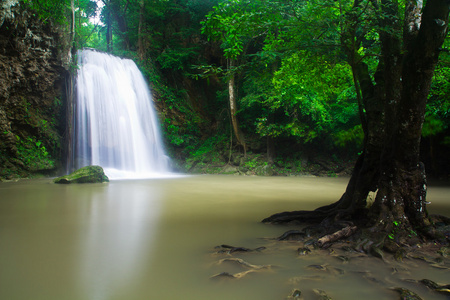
[0,175,448,300]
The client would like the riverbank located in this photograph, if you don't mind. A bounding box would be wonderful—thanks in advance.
[172,149,356,177]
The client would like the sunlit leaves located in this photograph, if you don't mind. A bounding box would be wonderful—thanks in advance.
[201,0,272,59]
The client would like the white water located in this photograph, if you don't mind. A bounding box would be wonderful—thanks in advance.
[73,49,171,179]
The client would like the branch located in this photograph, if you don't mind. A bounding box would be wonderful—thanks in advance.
[317,225,358,247]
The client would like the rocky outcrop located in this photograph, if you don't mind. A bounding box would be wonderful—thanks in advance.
[53,166,109,184]
[0,1,71,178]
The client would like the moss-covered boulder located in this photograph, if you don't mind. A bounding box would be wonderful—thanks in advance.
[53,166,109,184]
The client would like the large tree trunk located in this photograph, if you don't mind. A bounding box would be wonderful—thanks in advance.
[263,0,449,243]
[369,0,449,236]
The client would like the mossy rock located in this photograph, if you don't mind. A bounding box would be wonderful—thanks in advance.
[53,166,109,184]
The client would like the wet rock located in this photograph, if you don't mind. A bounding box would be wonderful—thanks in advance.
[419,279,450,296]
[419,279,440,289]
[0,1,71,179]
[53,166,109,184]
[392,287,423,300]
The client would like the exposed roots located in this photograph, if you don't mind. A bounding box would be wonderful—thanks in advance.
[210,258,274,280]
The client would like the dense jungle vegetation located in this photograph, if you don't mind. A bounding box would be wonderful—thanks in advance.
[9,0,450,178]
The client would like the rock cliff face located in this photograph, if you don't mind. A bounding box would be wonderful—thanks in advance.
[0,0,71,178]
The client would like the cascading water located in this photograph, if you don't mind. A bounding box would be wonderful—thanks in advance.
[71,49,171,179]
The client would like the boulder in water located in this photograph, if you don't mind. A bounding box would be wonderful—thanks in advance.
[53,166,109,184]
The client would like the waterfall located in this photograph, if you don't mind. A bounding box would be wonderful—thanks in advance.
[71,49,171,179]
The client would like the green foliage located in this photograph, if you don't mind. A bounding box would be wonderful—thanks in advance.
[422,116,446,137]
[16,136,55,171]
[334,125,364,148]
[184,134,228,170]
[200,0,362,151]
[23,0,69,23]
[157,47,200,70]
[240,50,357,145]
[426,48,450,138]
[201,0,258,59]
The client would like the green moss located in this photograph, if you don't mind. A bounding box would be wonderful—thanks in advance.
[53,166,109,184]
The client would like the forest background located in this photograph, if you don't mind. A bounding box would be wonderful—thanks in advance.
[1,0,449,179]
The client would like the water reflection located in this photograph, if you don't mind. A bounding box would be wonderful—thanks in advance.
[78,181,163,300]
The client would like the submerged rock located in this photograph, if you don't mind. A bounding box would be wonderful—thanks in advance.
[53,166,109,184]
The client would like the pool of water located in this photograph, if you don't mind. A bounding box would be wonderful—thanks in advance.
[0,175,448,300]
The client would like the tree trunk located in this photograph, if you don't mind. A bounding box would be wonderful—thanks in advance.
[228,59,247,156]
[263,0,449,243]
[267,136,275,164]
